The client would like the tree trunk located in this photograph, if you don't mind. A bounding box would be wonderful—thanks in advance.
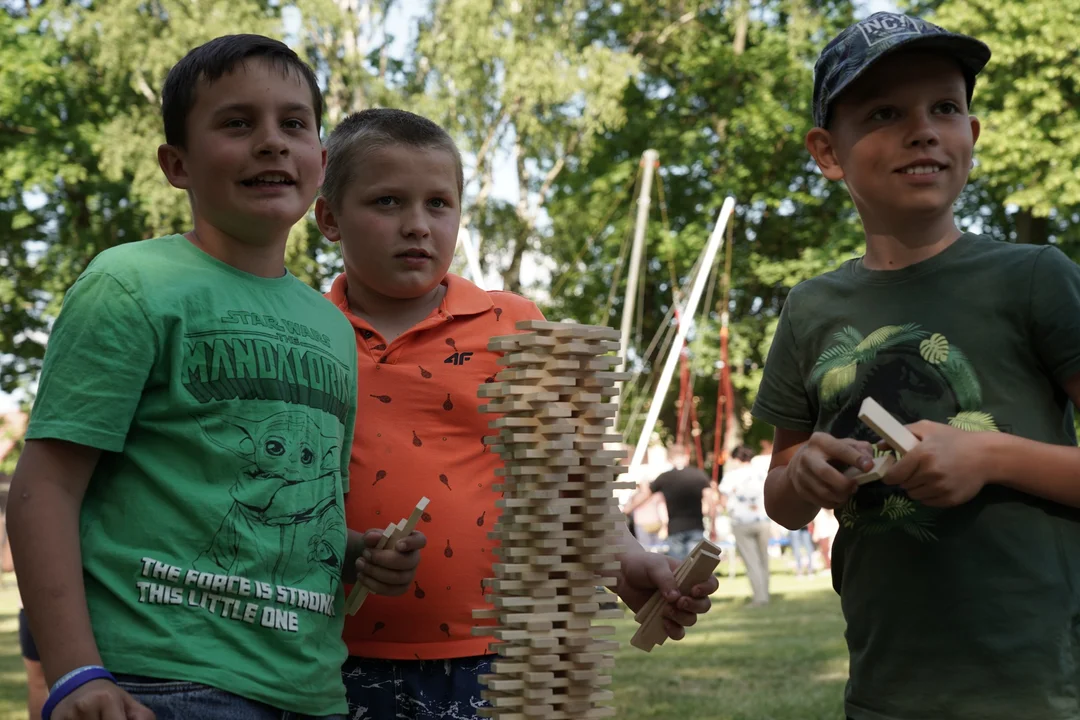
[504,132,532,294]
[503,238,525,293]
[733,0,749,55]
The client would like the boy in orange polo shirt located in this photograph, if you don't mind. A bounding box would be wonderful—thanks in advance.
[316,108,720,719]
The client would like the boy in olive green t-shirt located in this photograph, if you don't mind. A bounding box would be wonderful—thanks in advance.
[7,35,424,720]
[754,13,1080,720]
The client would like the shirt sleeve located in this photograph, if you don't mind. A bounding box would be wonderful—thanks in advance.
[1030,245,1080,384]
[649,471,670,494]
[751,298,817,433]
[26,271,157,452]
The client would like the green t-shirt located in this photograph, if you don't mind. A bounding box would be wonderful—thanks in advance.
[26,235,358,716]
[753,234,1080,720]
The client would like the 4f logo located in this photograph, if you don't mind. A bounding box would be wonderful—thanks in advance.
[444,352,474,366]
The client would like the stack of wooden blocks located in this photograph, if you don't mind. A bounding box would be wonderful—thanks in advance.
[473,320,634,720]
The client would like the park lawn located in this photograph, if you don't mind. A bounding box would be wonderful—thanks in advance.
[0,581,28,720]
[610,566,848,720]
[0,564,849,720]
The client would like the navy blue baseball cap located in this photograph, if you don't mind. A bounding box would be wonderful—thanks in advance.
[812,12,991,128]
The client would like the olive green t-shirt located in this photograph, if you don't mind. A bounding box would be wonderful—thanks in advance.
[753,234,1080,720]
[26,235,358,716]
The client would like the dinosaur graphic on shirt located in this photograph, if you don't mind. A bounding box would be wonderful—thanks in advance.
[193,411,344,592]
[809,324,1001,542]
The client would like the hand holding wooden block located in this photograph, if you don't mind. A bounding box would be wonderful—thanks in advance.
[630,539,721,653]
[839,398,919,485]
[344,497,430,616]
[858,397,919,455]
[844,454,897,485]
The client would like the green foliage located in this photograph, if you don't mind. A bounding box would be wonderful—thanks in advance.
[394,0,641,291]
[907,0,1080,251]
[4,0,1080,465]
[544,0,862,447]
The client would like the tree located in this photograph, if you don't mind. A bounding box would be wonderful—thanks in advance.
[385,0,640,292]
[909,0,1080,253]
[543,0,862,454]
[0,0,356,394]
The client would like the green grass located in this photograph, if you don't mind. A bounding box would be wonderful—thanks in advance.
[609,564,848,720]
[0,578,30,720]
[0,565,849,720]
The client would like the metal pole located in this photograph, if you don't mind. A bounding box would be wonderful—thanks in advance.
[457,226,487,290]
[615,149,658,386]
[629,197,736,473]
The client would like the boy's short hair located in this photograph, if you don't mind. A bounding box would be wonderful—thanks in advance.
[812,13,991,128]
[322,108,465,209]
[162,34,323,148]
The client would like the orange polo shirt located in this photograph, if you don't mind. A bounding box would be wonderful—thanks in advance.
[327,272,544,660]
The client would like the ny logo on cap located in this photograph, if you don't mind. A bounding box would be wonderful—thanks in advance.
[856,14,925,48]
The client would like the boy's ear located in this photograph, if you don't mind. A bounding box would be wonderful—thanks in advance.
[157,144,191,190]
[969,115,981,147]
[314,196,341,244]
[805,128,845,182]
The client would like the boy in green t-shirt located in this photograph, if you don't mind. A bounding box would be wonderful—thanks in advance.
[7,35,424,720]
[753,12,1080,720]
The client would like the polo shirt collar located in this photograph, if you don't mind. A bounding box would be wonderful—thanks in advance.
[326,272,493,322]
[442,273,493,317]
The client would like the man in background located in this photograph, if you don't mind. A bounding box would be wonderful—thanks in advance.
[625,444,711,561]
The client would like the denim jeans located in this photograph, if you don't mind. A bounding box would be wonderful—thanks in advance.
[666,529,704,562]
[341,655,492,720]
[113,674,346,720]
[789,527,815,574]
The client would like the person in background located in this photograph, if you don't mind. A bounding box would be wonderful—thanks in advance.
[789,524,816,577]
[813,508,839,571]
[624,444,711,561]
[719,446,772,606]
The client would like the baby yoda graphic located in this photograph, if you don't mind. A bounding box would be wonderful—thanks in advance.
[194,411,345,592]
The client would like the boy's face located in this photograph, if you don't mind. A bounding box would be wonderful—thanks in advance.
[158,58,325,244]
[317,145,460,301]
[806,51,981,225]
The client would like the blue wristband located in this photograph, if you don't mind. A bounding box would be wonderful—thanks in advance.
[42,665,116,720]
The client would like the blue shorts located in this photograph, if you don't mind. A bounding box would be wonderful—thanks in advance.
[341,655,492,720]
[113,674,346,720]
[18,609,39,662]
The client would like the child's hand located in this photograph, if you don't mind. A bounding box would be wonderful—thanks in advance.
[53,678,155,720]
[787,433,876,509]
[354,529,426,596]
[882,421,992,507]
[616,551,717,641]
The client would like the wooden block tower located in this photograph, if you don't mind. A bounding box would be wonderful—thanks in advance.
[473,320,634,720]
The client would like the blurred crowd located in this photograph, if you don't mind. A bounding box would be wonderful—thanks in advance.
[618,439,839,607]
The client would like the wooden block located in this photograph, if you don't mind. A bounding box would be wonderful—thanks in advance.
[514,319,575,332]
[630,540,721,652]
[633,546,699,623]
[844,454,896,485]
[858,397,919,455]
[345,497,429,615]
[343,520,398,615]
